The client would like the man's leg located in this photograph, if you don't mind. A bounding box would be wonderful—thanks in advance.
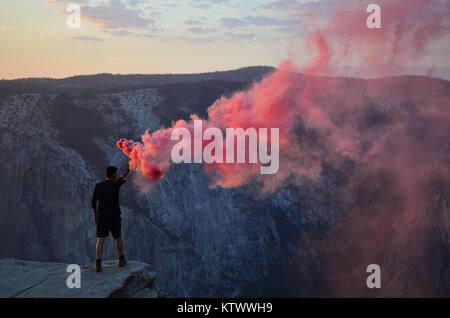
[94,238,106,272]
[96,238,106,260]
[115,238,127,267]
[95,219,109,272]
[111,217,126,267]
[115,238,124,257]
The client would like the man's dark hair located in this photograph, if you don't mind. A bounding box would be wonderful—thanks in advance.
[106,166,118,179]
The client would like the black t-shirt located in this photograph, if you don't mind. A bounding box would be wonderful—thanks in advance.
[91,178,126,221]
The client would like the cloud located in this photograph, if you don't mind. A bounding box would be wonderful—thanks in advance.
[137,33,155,39]
[164,35,215,44]
[72,35,104,42]
[187,27,215,34]
[225,32,256,41]
[183,19,203,26]
[220,17,246,28]
[187,36,215,44]
[260,0,300,10]
[244,15,291,26]
[107,29,133,37]
[191,2,210,9]
[220,15,292,28]
[128,0,149,7]
[260,0,321,11]
[191,0,238,9]
[276,23,307,34]
[81,0,154,30]
[163,3,179,9]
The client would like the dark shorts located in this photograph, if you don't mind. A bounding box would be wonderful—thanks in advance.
[96,218,121,239]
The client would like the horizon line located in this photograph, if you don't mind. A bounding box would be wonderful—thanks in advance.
[1,65,277,81]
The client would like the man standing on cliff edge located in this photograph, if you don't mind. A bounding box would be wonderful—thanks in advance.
[91,164,132,272]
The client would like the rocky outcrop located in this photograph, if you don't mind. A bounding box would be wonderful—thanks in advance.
[0,258,158,298]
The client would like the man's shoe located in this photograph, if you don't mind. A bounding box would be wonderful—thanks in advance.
[93,259,102,272]
[118,255,127,267]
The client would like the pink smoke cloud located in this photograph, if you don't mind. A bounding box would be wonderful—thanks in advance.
[114,0,450,296]
[117,0,448,193]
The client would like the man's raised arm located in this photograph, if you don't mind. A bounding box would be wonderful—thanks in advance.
[119,161,133,183]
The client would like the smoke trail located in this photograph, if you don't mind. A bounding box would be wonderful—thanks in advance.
[286,0,450,296]
[117,0,448,193]
[299,0,450,76]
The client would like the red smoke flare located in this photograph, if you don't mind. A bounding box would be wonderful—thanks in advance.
[117,0,448,192]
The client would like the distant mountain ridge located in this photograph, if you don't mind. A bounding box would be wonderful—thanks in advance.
[0,66,275,96]
[3,65,449,97]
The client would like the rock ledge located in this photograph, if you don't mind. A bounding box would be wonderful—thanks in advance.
[0,258,158,298]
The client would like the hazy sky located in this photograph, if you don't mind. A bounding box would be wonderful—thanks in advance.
[0,0,304,79]
[1,0,448,79]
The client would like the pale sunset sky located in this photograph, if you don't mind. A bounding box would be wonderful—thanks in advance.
[1,0,449,79]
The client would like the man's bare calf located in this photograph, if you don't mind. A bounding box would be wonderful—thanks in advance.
[93,237,126,272]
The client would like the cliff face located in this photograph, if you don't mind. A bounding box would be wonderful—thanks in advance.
[0,82,289,297]
[0,75,449,297]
